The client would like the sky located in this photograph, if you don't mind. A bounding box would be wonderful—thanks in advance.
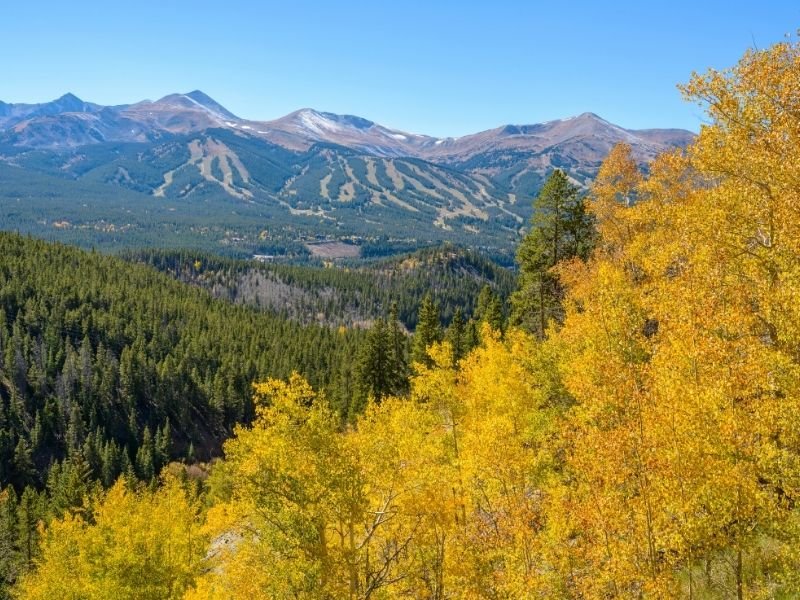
[2,1,798,137]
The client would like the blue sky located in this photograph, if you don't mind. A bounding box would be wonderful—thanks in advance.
[2,1,797,136]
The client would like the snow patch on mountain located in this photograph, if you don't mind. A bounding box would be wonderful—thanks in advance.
[297,110,344,136]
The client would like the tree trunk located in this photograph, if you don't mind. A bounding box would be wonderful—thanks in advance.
[736,548,743,600]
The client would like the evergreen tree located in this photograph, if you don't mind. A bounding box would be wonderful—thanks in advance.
[100,441,121,487]
[488,295,504,332]
[463,319,480,354]
[387,303,409,395]
[411,295,442,368]
[331,360,355,422]
[154,420,170,472]
[46,455,92,518]
[354,319,392,410]
[11,440,35,491]
[472,285,505,339]
[16,487,42,568]
[135,427,155,481]
[0,488,19,597]
[352,305,412,417]
[510,169,596,337]
[445,308,467,364]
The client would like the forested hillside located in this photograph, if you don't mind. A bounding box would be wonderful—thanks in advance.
[3,39,800,600]
[125,245,515,329]
[0,233,368,482]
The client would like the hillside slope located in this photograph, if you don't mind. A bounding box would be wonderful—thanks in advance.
[126,245,516,329]
[0,232,364,489]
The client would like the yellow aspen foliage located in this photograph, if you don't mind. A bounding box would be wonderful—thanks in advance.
[190,374,445,599]
[440,328,567,597]
[188,374,364,599]
[553,39,800,598]
[348,394,454,598]
[189,328,567,599]
[590,142,643,252]
[16,474,205,600]
[190,372,461,599]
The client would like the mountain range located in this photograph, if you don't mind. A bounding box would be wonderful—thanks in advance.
[0,91,694,258]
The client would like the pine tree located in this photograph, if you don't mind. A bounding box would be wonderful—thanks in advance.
[154,420,170,472]
[510,169,596,337]
[100,441,120,487]
[46,455,92,518]
[65,405,84,455]
[0,487,20,596]
[135,427,155,481]
[354,319,392,409]
[387,303,409,396]
[16,487,42,568]
[11,439,35,491]
[411,295,442,368]
[472,285,505,339]
[463,318,480,354]
[445,308,467,364]
[484,294,505,333]
[474,285,495,323]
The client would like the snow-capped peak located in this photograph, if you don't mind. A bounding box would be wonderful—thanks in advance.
[295,109,344,136]
[151,91,240,123]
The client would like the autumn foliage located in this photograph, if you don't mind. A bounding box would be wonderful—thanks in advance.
[554,39,800,597]
[12,38,800,599]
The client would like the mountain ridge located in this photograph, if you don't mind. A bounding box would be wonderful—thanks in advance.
[0,91,694,258]
[0,90,693,157]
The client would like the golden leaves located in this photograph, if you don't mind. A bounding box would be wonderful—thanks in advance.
[17,476,205,600]
[553,38,800,597]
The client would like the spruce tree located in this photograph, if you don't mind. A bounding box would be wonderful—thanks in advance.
[485,293,505,333]
[354,319,392,408]
[387,303,409,395]
[445,308,467,364]
[135,427,155,481]
[16,487,42,568]
[411,295,442,368]
[475,285,495,323]
[0,487,19,595]
[474,285,505,336]
[155,420,171,471]
[11,439,34,490]
[510,169,596,337]
[463,319,480,354]
[46,455,92,518]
